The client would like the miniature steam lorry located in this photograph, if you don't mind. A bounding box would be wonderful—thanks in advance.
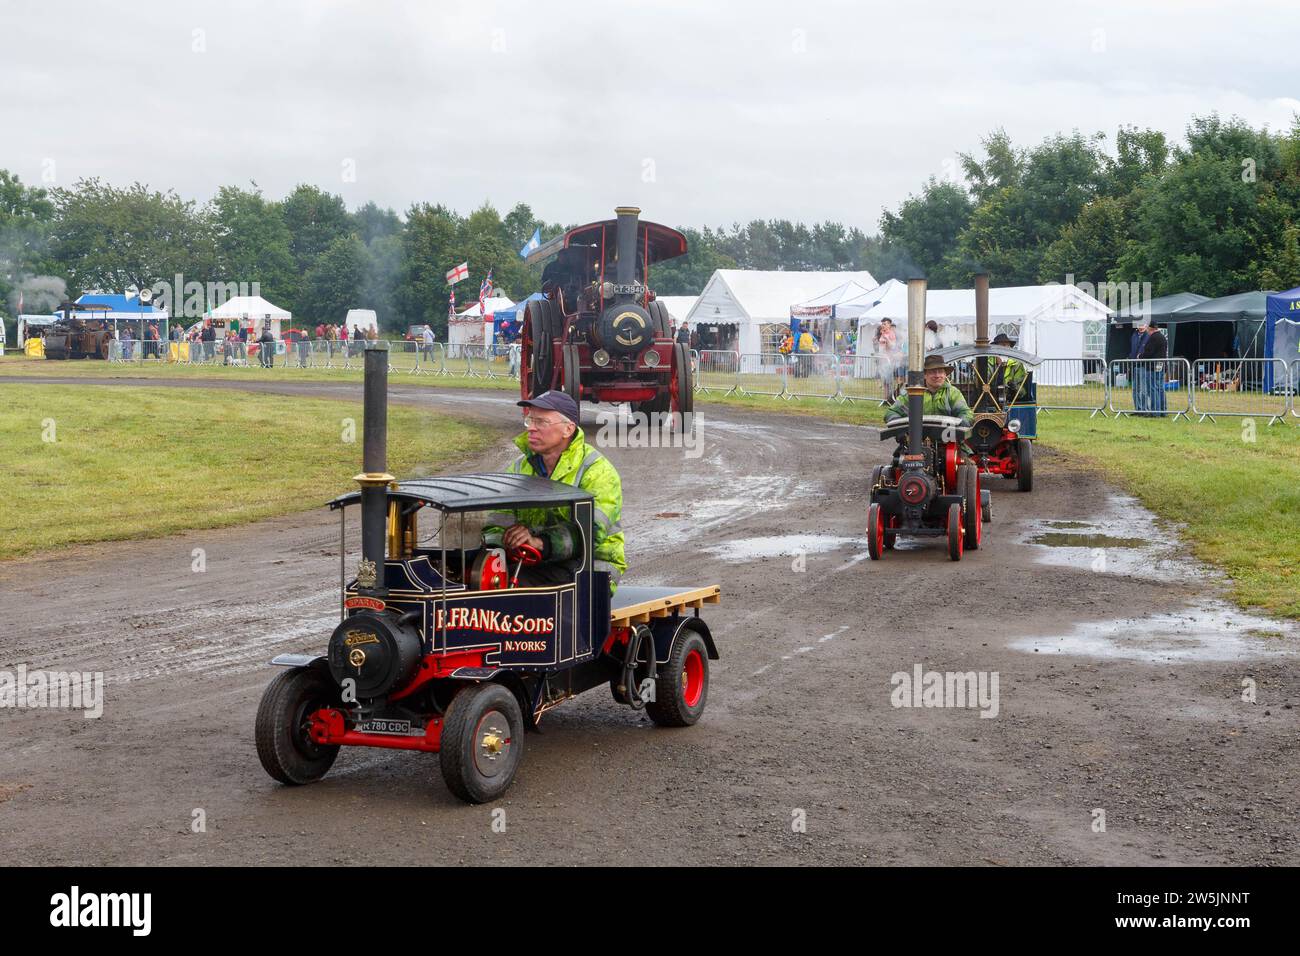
[520,206,694,417]
[940,273,1040,495]
[866,278,984,562]
[255,346,720,803]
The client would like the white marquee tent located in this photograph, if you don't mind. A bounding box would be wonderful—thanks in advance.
[854,283,1113,385]
[686,269,878,364]
[450,295,515,347]
[204,295,291,337]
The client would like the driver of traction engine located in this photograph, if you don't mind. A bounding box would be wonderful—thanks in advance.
[481,390,627,593]
[883,354,974,426]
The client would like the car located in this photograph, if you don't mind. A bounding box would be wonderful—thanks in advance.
[520,206,694,418]
[254,346,721,803]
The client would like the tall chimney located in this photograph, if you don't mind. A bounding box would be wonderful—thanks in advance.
[613,206,641,290]
[354,343,394,594]
[974,272,990,347]
[906,277,927,456]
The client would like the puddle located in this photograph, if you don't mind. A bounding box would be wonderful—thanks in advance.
[703,534,862,560]
[1030,533,1147,549]
[1009,601,1297,663]
[1018,494,1215,585]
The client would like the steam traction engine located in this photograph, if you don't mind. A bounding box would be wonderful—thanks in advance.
[42,302,114,360]
[520,207,693,417]
[866,278,983,562]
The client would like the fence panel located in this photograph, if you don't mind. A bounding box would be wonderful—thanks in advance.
[835,353,892,405]
[1293,360,1300,420]
[1107,358,1192,420]
[1190,358,1291,424]
[1033,358,1108,415]
[694,350,739,395]
[784,353,838,399]
[736,353,788,397]
[385,340,422,374]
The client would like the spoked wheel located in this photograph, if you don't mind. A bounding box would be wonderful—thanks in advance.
[440,682,526,804]
[255,667,340,785]
[646,629,709,727]
[671,342,694,417]
[946,502,964,561]
[959,463,981,550]
[1016,438,1034,492]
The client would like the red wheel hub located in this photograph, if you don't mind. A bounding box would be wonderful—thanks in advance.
[682,649,704,708]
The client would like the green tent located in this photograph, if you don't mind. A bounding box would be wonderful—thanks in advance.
[1163,291,1272,362]
[1108,292,1208,361]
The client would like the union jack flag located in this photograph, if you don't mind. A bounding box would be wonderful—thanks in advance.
[478,269,493,316]
[448,288,456,319]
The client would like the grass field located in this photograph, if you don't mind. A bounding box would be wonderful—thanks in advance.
[0,383,500,561]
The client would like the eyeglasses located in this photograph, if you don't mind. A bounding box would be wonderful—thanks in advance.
[523,415,567,430]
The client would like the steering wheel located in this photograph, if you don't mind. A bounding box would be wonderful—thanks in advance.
[507,542,542,566]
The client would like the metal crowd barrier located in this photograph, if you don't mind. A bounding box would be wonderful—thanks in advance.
[1107,358,1193,421]
[1033,358,1109,417]
[782,353,838,400]
[736,352,789,397]
[693,350,739,395]
[835,353,892,405]
[1292,360,1300,421]
[1190,358,1291,425]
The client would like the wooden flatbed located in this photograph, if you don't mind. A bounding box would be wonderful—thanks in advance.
[609,585,721,628]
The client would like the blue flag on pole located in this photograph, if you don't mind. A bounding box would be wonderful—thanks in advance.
[519,228,541,258]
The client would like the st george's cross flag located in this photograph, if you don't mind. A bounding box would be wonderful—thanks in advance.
[445,261,469,285]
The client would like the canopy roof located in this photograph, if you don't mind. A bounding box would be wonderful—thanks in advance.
[206,295,291,319]
[329,473,591,514]
[932,344,1042,366]
[493,292,545,321]
[855,283,1111,326]
[1161,290,1270,324]
[76,293,162,314]
[1266,286,1300,323]
[524,218,688,267]
[1112,292,1208,324]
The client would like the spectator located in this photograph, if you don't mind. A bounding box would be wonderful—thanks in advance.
[675,321,691,346]
[925,320,941,353]
[874,318,900,402]
[201,319,216,362]
[421,324,435,365]
[1139,322,1168,415]
[258,323,275,368]
[1129,323,1150,413]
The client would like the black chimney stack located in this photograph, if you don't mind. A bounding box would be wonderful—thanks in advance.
[354,343,393,594]
[613,206,640,291]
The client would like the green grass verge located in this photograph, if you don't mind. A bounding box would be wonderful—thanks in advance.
[0,383,501,561]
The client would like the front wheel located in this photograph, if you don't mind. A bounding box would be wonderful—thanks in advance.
[255,667,340,785]
[946,502,963,561]
[646,630,709,727]
[959,463,981,550]
[440,682,526,804]
[866,501,884,560]
[1016,438,1034,492]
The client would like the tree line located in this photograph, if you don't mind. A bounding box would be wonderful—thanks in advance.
[3,112,1298,339]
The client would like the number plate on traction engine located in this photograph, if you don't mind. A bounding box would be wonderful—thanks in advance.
[357,718,420,736]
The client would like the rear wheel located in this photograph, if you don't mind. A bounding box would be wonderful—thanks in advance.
[648,300,672,339]
[671,342,694,417]
[255,667,340,785]
[440,682,526,804]
[959,463,981,550]
[523,300,554,398]
[946,502,963,561]
[646,630,709,727]
[562,343,581,405]
[1016,438,1034,492]
[866,502,884,560]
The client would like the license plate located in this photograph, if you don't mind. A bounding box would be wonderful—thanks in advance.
[357,718,416,736]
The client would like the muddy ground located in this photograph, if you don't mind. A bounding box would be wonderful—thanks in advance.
[1,376,1296,865]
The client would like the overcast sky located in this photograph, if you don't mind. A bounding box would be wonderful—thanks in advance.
[3,0,1297,233]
